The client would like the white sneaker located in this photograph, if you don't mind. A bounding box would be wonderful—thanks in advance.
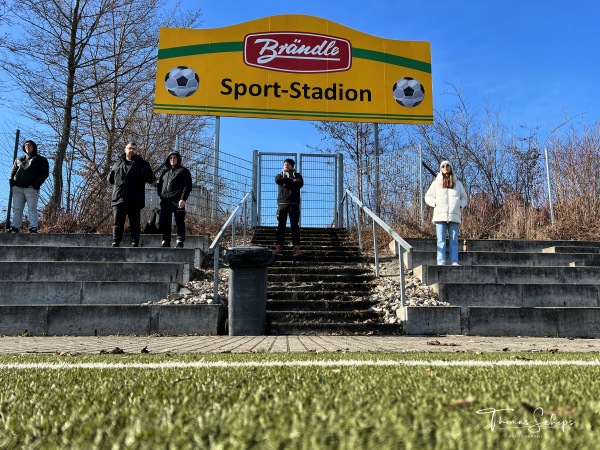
[452,262,461,266]
[437,262,445,265]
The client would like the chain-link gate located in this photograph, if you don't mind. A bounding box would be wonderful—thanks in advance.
[254,152,342,228]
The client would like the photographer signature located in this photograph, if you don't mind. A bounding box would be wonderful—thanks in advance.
[476,406,575,433]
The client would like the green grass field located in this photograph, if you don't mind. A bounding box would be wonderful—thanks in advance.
[1,352,598,449]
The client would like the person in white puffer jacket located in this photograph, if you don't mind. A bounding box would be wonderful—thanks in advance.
[425,160,468,265]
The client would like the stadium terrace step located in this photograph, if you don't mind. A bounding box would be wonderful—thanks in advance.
[0,233,222,336]
[267,322,402,335]
[0,245,197,266]
[251,226,385,335]
[0,261,190,284]
[0,281,179,305]
[0,304,224,336]
[268,290,369,301]
[403,237,600,253]
[542,245,600,254]
[404,250,600,270]
[267,299,378,312]
[414,264,600,285]
[431,283,600,309]
[0,233,209,267]
[398,236,600,337]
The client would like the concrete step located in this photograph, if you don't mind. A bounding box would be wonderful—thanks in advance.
[0,233,210,253]
[0,304,224,336]
[398,306,600,338]
[269,283,371,293]
[268,273,373,283]
[432,283,600,308]
[272,254,366,263]
[415,264,600,285]
[267,321,402,335]
[267,299,377,311]
[0,281,179,305]
[543,246,600,254]
[403,237,600,253]
[268,310,380,324]
[0,261,190,284]
[0,245,198,267]
[405,250,600,270]
[268,290,368,301]
[269,265,369,275]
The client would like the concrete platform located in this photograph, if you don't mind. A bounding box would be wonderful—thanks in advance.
[0,304,225,336]
[0,261,190,284]
[2,334,600,354]
[415,264,600,285]
[403,237,600,253]
[0,245,200,267]
[405,250,600,270]
[432,283,600,308]
[397,306,600,338]
[0,281,179,304]
[467,307,600,338]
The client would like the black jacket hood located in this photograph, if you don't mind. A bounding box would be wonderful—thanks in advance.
[164,151,182,169]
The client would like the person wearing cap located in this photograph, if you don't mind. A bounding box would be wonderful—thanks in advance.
[8,140,49,233]
[108,142,155,247]
[157,151,192,248]
[425,160,468,265]
[274,158,304,255]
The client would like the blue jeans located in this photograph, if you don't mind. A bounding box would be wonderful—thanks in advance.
[11,186,40,228]
[436,222,460,264]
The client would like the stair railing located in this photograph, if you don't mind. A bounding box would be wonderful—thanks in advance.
[339,189,413,306]
[208,190,255,303]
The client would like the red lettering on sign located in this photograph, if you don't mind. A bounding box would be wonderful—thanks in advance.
[244,32,352,73]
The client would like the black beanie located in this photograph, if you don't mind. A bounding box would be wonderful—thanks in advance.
[284,158,295,167]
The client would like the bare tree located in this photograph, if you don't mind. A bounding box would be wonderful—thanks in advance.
[3,0,123,215]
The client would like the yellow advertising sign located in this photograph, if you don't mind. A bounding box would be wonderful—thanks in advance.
[155,15,432,124]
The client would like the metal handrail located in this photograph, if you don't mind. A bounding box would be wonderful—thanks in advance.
[208,190,255,303]
[340,189,413,306]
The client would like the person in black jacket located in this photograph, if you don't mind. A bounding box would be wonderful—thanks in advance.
[8,140,49,233]
[108,142,155,247]
[156,151,192,248]
[274,158,304,255]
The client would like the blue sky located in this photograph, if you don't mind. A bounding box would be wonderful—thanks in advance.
[2,1,599,161]
[186,0,600,158]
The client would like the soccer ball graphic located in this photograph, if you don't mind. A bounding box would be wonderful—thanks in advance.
[164,66,199,98]
[392,77,425,107]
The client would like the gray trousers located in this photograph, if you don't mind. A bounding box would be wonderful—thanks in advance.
[11,186,40,228]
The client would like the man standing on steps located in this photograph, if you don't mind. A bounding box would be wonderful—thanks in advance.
[8,140,49,233]
[157,151,192,248]
[274,158,304,256]
[108,142,155,247]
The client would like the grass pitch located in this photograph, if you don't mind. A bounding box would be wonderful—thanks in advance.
[0,352,598,449]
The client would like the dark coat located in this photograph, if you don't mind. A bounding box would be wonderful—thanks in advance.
[10,152,50,190]
[108,154,155,208]
[157,151,192,202]
[275,169,303,205]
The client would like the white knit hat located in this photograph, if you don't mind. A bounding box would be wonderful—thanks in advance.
[440,160,452,170]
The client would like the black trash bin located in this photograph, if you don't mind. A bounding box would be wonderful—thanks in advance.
[224,246,274,336]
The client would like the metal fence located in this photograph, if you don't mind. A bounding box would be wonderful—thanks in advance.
[255,152,341,227]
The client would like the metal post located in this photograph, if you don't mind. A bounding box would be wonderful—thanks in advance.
[374,123,380,216]
[252,150,258,227]
[211,117,220,221]
[231,218,236,248]
[337,153,344,228]
[213,243,220,303]
[373,220,379,277]
[419,143,424,224]
[545,147,555,226]
[6,129,20,230]
[257,153,262,227]
[399,244,406,307]
[242,197,248,245]
[356,201,363,251]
